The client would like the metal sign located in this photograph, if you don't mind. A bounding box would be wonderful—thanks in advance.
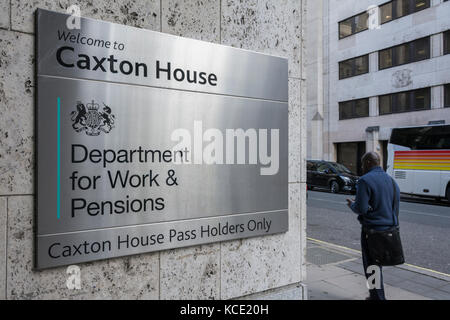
[36,9,289,269]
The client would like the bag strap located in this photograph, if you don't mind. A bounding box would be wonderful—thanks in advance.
[391,177,398,226]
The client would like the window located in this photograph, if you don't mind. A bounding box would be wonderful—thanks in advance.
[355,99,369,117]
[445,84,450,108]
[339,101,353,119]
[380,2,393,23]
[445,30,450,55]
[354,56,369,76]
[339,98,369,120]
[379,49,393,69]
[354,13,369,33]
[413,0,429,12]
[395,0,410,18]
[339,18,353,39]
[414,88,429,110]
[390,125,450,150]
[339,12,368,39]
[396,92,410,113]
[341,1,431,39]
[379,36,430,70]
[339,60,353,79]
[413,37,430,61]
[316,163,330,173]
[379,0,430,25]
[379,94,392,114]
[396,0,430,17]
[378,87,431,115]
[395,43,410,65]
[307,161,318,171]
[339,55,369,79]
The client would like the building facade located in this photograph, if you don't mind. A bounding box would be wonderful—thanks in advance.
[307,0,450,175]
[0,0,307,300]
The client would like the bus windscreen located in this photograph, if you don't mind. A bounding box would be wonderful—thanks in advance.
[390,125,450,150]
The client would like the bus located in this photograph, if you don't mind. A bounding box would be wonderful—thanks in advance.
[386,124,450,202]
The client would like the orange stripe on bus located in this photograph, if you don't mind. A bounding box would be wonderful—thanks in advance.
[395,150,450,154]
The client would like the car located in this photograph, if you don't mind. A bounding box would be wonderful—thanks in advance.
[307,160,359,194]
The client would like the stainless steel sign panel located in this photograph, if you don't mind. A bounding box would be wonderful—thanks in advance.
[36,9,289,269]
[37,9,288,102]
[37,211,288,269]
[37,76,288,234]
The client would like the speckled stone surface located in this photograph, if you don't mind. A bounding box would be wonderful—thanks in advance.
[221,0,302,78]
[0,30,34,195]
[289,78,301,183]
[0,197,6,299]
[0,0,9,29]
[162,0,220,43]
[7,196,159,299]
[11,0,161,34]
[0,0,307,300]
[159,0,222,301]
[219,0,306,299]
[220,183,302,299]
[299,182,307,280]
[299,81,307,184]
[160,244,220,300]
[239,283,305,300]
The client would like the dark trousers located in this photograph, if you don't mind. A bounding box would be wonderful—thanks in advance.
[361,229,386,300]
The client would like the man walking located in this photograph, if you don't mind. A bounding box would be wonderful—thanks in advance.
[346,152,400,300]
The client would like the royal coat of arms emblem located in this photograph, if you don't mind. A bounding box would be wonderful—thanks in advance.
[70,100,115,136]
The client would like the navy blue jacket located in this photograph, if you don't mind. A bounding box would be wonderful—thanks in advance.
[350,166,400,230]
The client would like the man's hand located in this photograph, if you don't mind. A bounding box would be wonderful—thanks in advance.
[346,198,354,209]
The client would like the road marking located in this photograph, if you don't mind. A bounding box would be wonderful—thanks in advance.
[307,237,450,278]
[309,197,450,219]
[307,237,360,254]
[401,209,450,219]
[403,263,450,278]
[308,197,347,205]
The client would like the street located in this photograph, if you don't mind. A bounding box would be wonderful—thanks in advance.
[307,190,450,275]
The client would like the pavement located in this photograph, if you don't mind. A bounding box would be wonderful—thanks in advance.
[305,238,450,300]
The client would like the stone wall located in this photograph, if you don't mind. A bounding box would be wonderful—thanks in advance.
[305,0,324,160]
[0,0,307,300]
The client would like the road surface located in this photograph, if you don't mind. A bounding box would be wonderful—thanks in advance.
[307,190,450,274]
